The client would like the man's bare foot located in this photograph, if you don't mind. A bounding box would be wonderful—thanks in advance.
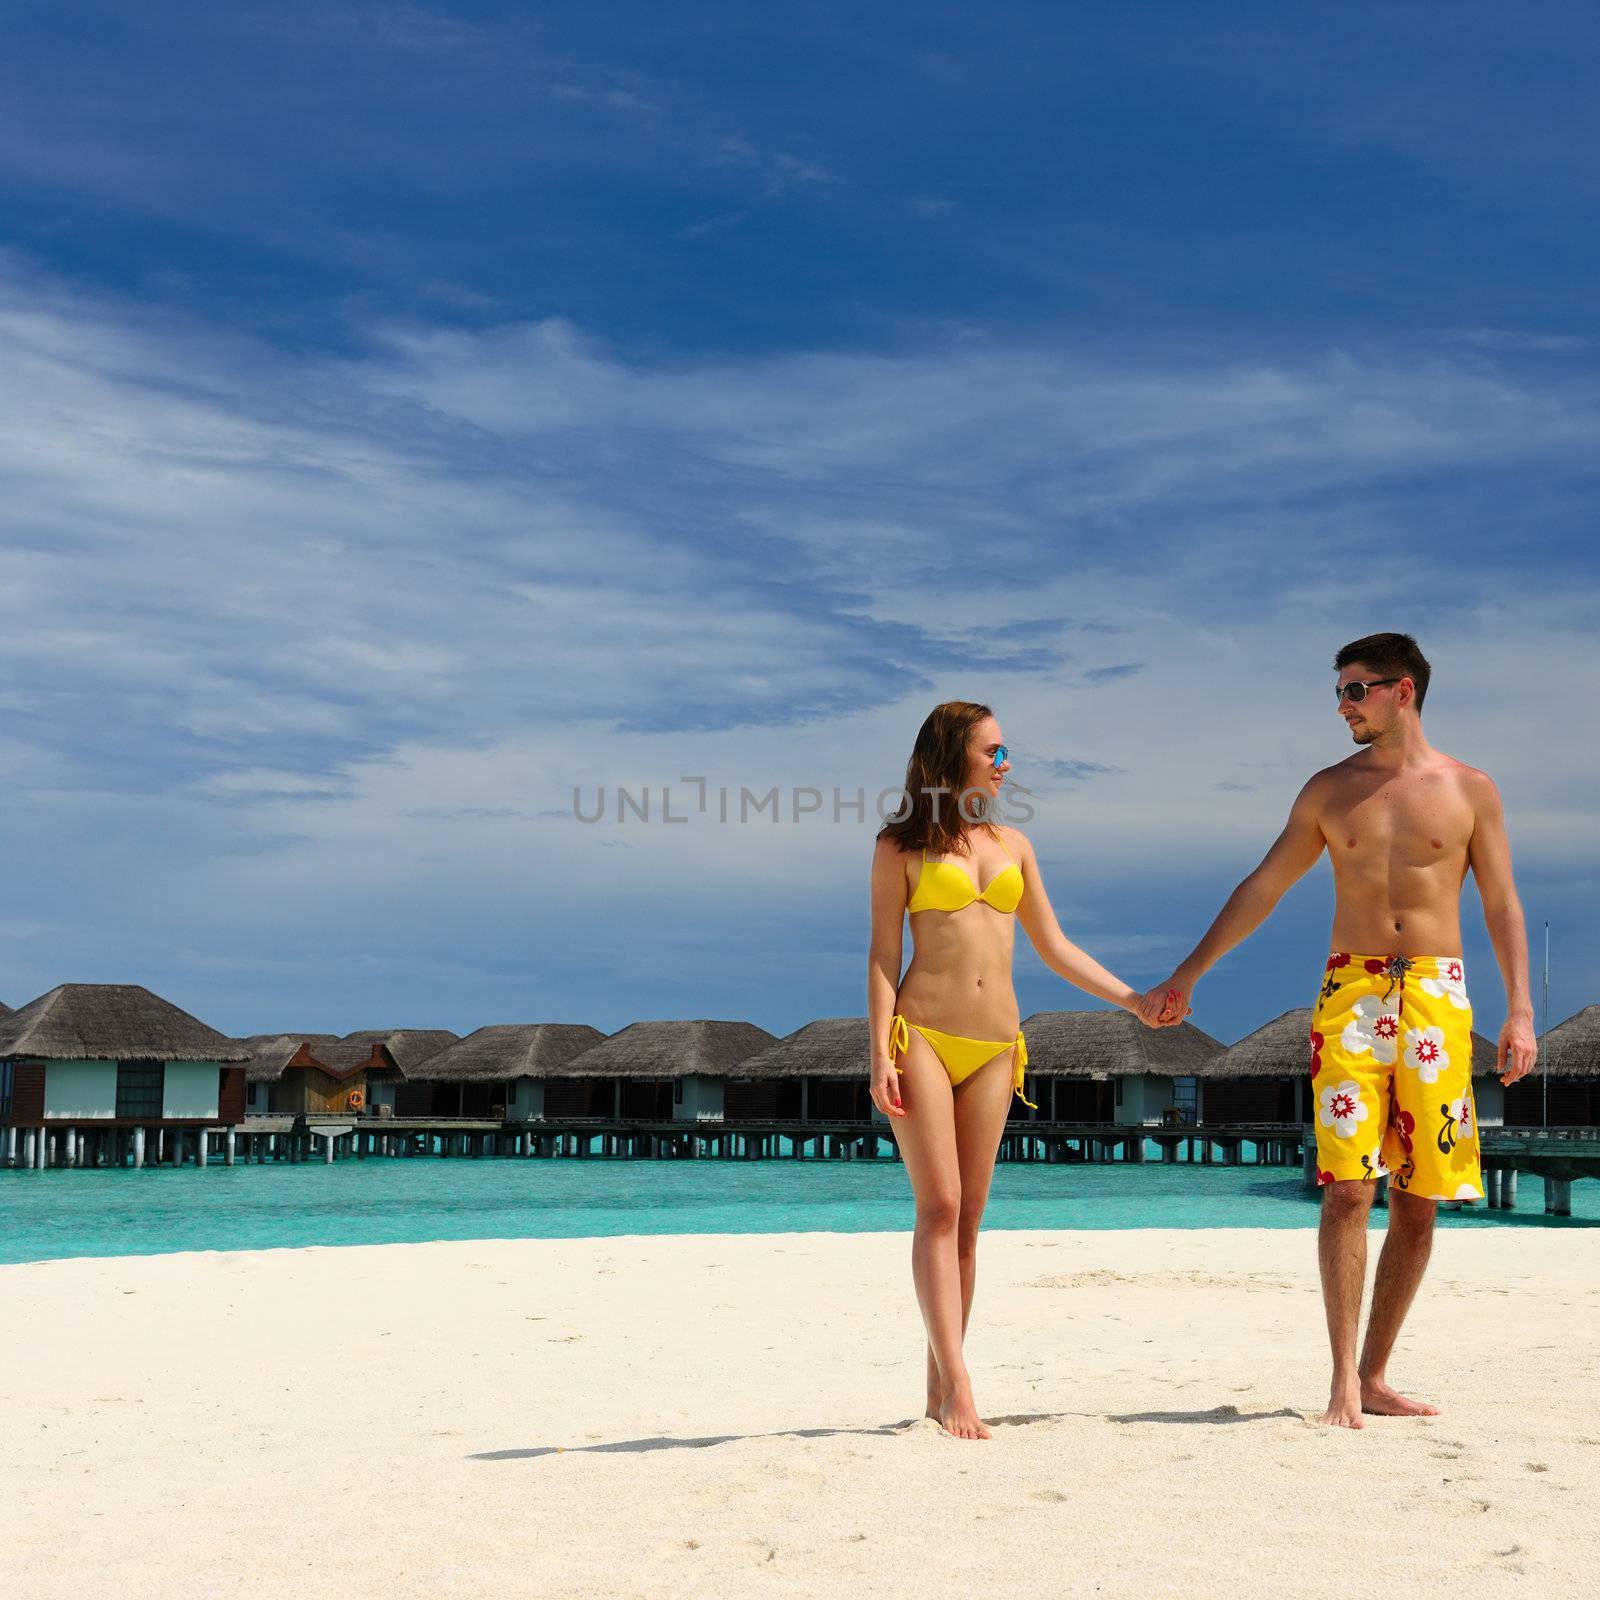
[1360,1378,1439,1417]
[939,1388,991,1441]
[1318,1385,1365,1429]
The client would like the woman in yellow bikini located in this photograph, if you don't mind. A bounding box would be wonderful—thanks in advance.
[868,700,1165,1440]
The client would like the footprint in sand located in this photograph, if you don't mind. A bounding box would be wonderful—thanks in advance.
[1524,1462,1549,1472]
[1029,1489,1070,1503]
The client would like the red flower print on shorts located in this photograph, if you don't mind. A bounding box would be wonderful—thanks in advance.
[1309,1029,1324,1077]
[1390,1106,1415,1153]
[1326,953,1350,971]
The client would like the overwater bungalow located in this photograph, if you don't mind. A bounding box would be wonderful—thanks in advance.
[242,1034,340,1115]
[1203,1008,1503,1125]
[0,983,249,1168]
[737,1018,875,1121]
[1508,1006,1600,1126]
[341,1029,459,1112]
[559,1020,780,1120]
[725,1012,1219,1127]
[244,1029,459,1116]
[395,1024,604,1119]
[1019,1009,1225,1124]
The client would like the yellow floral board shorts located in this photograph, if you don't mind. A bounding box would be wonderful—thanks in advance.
[1310,953,1482,1202]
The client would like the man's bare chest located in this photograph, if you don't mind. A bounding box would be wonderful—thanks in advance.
[1320,776,1474,868]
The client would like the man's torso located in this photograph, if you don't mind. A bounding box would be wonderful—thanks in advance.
[1313,753,1480,956]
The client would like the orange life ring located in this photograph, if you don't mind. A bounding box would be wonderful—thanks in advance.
[347,1089,365,1110]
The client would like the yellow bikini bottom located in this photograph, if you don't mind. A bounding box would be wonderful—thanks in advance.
[888,1012,1037,1109]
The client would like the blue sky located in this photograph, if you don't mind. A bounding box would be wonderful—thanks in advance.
[2,2,1596,1047]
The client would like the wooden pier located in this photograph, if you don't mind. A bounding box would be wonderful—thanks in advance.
[1478,1129,1600,1217]
[6,1119,1597,1214]
[1291,1125,1600,1217]
[1,1115,1319,1168]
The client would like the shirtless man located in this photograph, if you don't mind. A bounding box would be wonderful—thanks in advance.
[1140,632,1537,1428]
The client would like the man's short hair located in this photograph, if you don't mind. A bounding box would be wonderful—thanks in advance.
[1334,632,1431,710]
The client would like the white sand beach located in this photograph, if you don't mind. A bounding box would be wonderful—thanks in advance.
[4,1227,1598,1599]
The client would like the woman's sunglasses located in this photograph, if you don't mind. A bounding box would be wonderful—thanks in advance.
[1335,678,1400,704]
[991,745,1008,768]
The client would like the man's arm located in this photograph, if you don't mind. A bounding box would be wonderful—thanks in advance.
[1464,770,1537,1086]
[1142,778,1328,1023]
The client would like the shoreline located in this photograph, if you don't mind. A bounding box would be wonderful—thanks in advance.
[6,1227,1597,1598]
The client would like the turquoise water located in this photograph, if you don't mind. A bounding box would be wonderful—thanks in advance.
[2,1158,1596,1265]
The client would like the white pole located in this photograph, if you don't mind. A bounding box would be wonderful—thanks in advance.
[1540,920,1550,1131]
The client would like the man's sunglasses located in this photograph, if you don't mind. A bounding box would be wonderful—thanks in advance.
[1336,678,1400,704]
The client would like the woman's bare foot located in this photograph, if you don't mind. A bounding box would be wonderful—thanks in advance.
[1361,1378,1439,1417]
[939,1386,991,1440]
[1318,1383,1365,1429]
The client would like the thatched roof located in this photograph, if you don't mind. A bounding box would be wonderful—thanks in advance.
[1209,1007,1500,1078]
[739,1018,872,1080]
[414,1024,608,1082]
[0,984,249,1062]
[736,1011,1223,1081]
[1017,1010,1224,1077]
[241,1033,341,1082]
[1540,1005,1600,1078]
[310,1039,383,1079]
[560,1020,779,1080]
[340,1028,460,1073]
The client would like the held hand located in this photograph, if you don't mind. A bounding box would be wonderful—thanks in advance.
[870,1059,907,1117]
[1497,1014,1537,1086]
[1134,985,1169,1027]
[1137,977,1193,1028]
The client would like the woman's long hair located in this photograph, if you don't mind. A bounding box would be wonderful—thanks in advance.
[876,700,1002,857]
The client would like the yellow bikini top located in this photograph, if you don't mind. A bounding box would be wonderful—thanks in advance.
[908,830,1025,914]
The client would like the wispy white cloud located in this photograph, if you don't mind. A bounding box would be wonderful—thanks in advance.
[3,260,1596,1031]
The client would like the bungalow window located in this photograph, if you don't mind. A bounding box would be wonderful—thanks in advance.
[0,1060,11,1120]
[673,1080,684,1105]
[115,1061,165,1119]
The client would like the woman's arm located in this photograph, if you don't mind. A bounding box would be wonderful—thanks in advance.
[866,835,909,1115]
